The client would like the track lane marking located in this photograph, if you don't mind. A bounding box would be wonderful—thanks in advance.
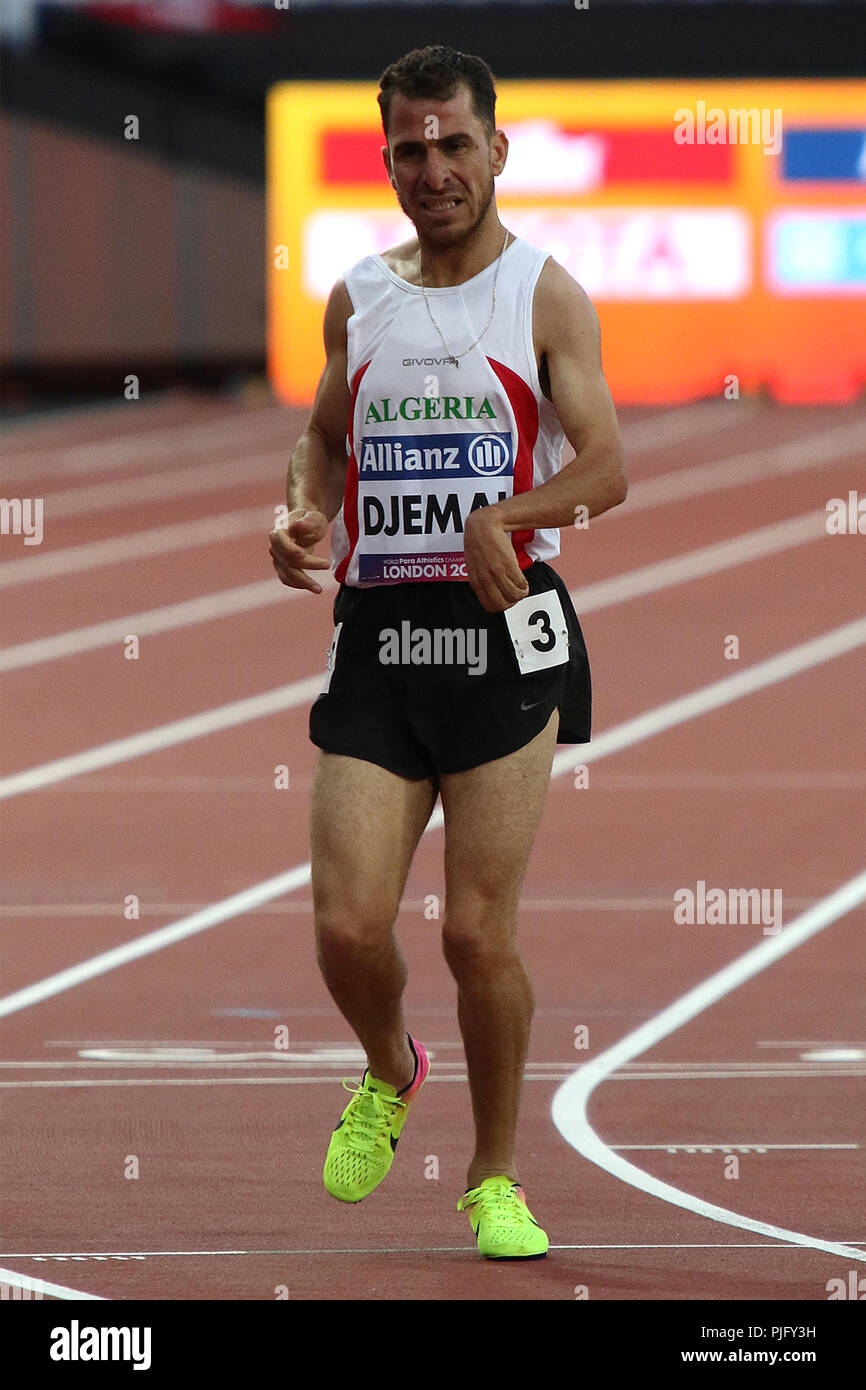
[0,576,334,673]
[33,448,287,521]
[12,406,733,514]
[0,407,289,478]
[0,679,324,801]
[2,418,862,587]
[0,515,850,798]
[620,419,866,510]
[0,1266,104,1300]
[1,616,864,1017]
[2,1069,866,1088]
[3,1242,863,1258]
[0,507,827,673]
[0,506,269,589]
[551,868,866,1264]
[0,399,752,482]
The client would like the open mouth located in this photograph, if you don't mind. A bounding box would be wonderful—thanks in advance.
[423,198,462,213]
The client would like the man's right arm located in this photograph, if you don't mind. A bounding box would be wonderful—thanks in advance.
[269,278,354,594]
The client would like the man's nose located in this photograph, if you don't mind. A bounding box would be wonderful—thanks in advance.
[422,147,451,187]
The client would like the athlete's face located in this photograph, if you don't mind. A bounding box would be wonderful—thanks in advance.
[382,85,508,249]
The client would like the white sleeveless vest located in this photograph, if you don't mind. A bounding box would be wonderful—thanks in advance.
[332,235,566,587]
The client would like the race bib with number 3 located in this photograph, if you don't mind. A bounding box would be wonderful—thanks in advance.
[503,590,569,675]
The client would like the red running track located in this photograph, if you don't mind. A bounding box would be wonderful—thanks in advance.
[0,391,864,1301]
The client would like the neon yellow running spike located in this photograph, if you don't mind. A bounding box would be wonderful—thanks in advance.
[458,1176,549,1259]
[323,1037,429,1203]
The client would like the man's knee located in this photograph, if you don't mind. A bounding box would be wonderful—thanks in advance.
[441,901,519,981]
[315,905,397,976]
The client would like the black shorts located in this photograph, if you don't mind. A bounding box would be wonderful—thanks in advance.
[308,560,591,780]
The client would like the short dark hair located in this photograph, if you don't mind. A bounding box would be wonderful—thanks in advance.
[378,45,497,143]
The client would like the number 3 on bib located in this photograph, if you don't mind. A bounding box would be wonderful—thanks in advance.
[503,590,569,675]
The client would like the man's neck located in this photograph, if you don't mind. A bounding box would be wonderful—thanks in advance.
[417,220,511,288]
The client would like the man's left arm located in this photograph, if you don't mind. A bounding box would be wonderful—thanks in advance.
[463,260,627,613]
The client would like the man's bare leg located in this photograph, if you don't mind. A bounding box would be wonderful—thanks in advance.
[311,751,438,1090]
[438,713,559,1190]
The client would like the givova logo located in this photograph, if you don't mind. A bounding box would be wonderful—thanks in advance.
[50,1320,152,1371]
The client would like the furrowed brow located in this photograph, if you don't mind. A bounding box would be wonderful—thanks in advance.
[392,132,474,156]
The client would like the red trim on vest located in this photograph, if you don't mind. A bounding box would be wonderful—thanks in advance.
[486,356,539,570]
[334,358,371,585]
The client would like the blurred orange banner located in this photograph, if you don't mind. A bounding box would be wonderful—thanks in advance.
[267,80,866,406]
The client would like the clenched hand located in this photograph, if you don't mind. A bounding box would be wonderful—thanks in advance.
[463,507,530,613]
[269,509,331,594]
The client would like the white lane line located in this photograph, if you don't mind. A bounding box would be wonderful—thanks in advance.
[0,516,846,799]
[2,419,861,589]
[549,614,866,781]
[3,1251,861,1262]
[0,576,335,674]
[567,508,827,611]
[613,1144,859,1151]
[0,505,269,589]
[1,616,865,1018]
[0,864,311,1019]
[620,419,866,513]
[0,1075,574,1087]
[0,1266,104,1300]
[551,868,866,1265]
[7,1252,244,1260]
[39,449,286,521]
[562,772,866,789]
[0,399,733,480]
[1,1058,864,1076]
[1,407,289,478]
[0,676,324,802]
[595,1070,866,1080]
[0,508,825,673]
[40,404,753,517]
[3,1070,866,1089]
[759,1040,866,1046]
[613,399,760,457]
[0,897,825,916]
[6,774,864,793]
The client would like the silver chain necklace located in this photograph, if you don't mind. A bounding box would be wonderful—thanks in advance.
[417,230,511,366]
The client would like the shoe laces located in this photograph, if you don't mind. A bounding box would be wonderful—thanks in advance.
[340,1079,405,1154]
[457,1179,522,1215]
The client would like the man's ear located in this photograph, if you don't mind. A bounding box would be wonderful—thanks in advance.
[381,143,396,188]
[491,129,509,177]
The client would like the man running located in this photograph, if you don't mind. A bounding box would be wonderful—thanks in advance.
[269,44,627,1259]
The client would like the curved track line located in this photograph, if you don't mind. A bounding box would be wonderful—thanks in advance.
[551,868,866,1264]
[0,1265,104,1300]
